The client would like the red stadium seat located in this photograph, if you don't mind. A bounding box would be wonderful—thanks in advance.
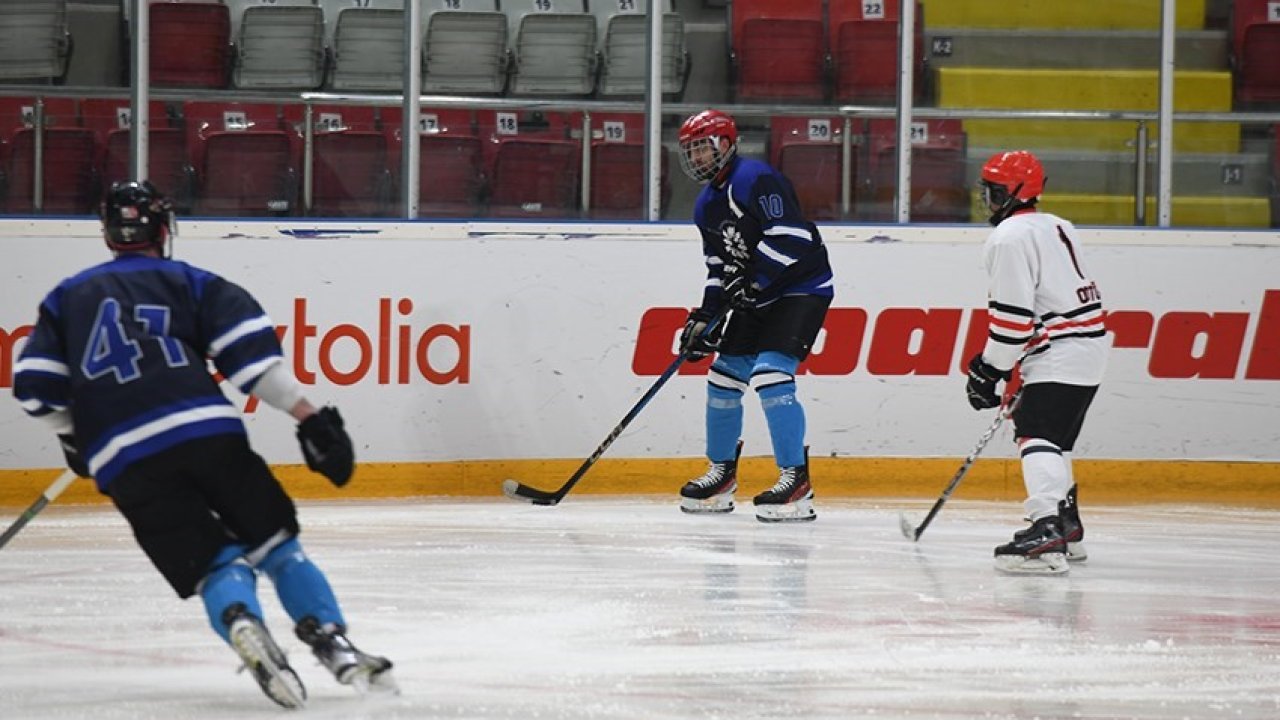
[4,127,99,214]
[1231,0,1280,104]
[80,99,194,208]
[769,116,850,220]
[182,101,295,216]
[281,104,391,217]
[863,119,968,222]
[148,1,231,89]
[0,97,96,214]
[102,128,193,210]
[0,97,78,134]
[1237,26,1280,104]
[478,110,581,218]
[729,0,826,101]
[587,112,669,219]
[488,138,580,217]
[828,0,926,103]
[382,107,485,217]
[1271,124,1280,228]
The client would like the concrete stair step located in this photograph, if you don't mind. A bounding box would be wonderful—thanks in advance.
[919,0,1208,31]
[1034,194,1271,227]
[967,148,1272,196]
[925,28,1227,70]
[939,67,1238,152]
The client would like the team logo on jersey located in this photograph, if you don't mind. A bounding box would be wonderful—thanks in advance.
[718,221,750,264]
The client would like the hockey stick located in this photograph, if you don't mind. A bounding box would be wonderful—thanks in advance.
[899,389,1023,542]
[502,305,732,506]
[0,470,78,550]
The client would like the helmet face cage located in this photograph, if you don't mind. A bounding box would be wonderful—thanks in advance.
[678,135,735,183]
[979,151,1044,225]
[678,110,738,183]
[102,181,175,255]
[980,178,1013,211]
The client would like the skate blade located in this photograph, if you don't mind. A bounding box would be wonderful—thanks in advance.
[349,668,400,697]
[1067,542,1088,562]
[679,497,735,514]
[994,552,1069,575]
[231,626,306,709]
[752,491,814,520]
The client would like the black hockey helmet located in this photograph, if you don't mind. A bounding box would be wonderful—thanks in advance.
[101,180,175,255]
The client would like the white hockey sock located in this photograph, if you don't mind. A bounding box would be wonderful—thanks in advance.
[1020,438,1071,520]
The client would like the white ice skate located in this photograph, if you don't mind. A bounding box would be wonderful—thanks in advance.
[227,608,307,709]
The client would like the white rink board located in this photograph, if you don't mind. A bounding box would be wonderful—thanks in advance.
[2,220,1278,467]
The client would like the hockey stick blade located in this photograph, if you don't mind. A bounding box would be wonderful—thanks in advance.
[501,479,561,506]
[498,304,738,508]
[898,511,920,541]
[902,389,1023,543]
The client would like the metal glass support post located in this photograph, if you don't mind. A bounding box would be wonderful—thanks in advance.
[1134,120,1149,225]
[644,0,663,221]
[894,0,917,223]
[33,99,44,211]
[130,0,149,183]
[1156,0,1175,226]
[303,103,314,214]
[400,0,422,219]
[841,115,853,218]
[581,111,592,214]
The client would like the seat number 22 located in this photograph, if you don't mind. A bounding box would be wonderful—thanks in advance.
[81,299,188,384]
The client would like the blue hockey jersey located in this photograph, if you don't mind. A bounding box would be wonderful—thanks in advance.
[692,156,834,311]
[13,254,285,490]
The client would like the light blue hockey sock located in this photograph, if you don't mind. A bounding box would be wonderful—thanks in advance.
[200,544,261,645]
[707,355,751,462]
[753,351,805,468]
[256,537,345,629]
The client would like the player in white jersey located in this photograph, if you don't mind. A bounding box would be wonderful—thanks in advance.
[964,151,1111,575]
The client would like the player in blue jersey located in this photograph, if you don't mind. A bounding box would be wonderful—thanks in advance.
[11,181,395,708]
[674,110,835,523]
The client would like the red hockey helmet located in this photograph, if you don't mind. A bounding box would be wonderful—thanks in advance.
[101,180,175,256]
[979,150,1045,224]
[678,109,738,183]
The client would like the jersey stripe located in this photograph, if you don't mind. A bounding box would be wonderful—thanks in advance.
[88,402,244,479]
[14,356,70,377]
[209,315,274,356]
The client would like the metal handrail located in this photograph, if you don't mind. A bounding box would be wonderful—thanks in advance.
[4,84,1280,222]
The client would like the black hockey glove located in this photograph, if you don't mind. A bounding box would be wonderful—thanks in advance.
[722,269,758,310]
[57,434,91,478]
[297,407,355,487]
[965,354,1011,410]
[679,309,722,361]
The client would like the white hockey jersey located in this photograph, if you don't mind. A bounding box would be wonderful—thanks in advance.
[981,210,1111,386]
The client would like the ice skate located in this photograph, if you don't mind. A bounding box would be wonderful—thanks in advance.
[1059,484,1087,562]
[225,604,306,709]
[679,442,741,514]
[994,515,1069,575]
[296,617,398,695]
[753,453,816,523]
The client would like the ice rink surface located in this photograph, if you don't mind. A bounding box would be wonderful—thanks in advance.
[1,497,1278,720]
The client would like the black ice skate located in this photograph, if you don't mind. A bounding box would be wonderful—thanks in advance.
[1059,484,1087,562]
[295,616,398,695]
[752,450,816,523]
[680,441,742,514]
[224,604,307,709]
[994,515,1069,575]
